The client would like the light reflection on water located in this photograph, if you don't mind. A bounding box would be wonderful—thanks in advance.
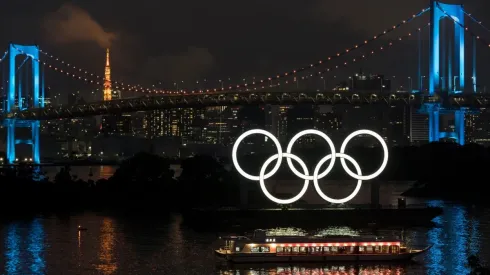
[0,201,488,274]
[219,264,407,275]
[4,219,46,275]
[95,218,118,274]
[424,200,484,275]
[43,165,182,181]
[27,219,45,275]
[5,224,20,274]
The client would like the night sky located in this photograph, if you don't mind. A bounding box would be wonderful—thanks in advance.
[1,0,490,96]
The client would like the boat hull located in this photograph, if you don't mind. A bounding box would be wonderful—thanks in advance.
[215,250,427,263]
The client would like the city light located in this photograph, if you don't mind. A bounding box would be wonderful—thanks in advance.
[232,129,389,204]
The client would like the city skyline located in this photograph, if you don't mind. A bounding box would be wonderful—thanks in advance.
[2,0,490,163]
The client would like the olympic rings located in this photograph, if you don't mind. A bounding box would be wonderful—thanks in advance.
[232,129,389,204]
[313,153,362,204]
[286,129,336,181]
[260,153,310,204]
[232,129,283,181]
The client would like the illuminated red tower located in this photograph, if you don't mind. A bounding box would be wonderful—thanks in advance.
[103,48,112,101]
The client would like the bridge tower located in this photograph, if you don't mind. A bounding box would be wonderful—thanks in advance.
[3,44,43,164]
[423,0,469,145]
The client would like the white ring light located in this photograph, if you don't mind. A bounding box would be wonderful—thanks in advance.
[313,153,362,204]
[286,129,336,181]
[259,153,309,204]
[339,129,388,181]
[232,129,388,204]
[232,129,282,181]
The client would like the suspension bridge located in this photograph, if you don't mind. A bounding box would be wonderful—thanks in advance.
[1,0,490,165]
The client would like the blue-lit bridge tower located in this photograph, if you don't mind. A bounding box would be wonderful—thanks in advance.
[3,44,43,164]
[421,0,474,145]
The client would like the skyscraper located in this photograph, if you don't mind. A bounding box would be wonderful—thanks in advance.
[103,48,111,101]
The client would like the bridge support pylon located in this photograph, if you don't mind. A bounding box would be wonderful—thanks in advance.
[421,1,468,145]
[424,103,466,145]
[3,44,43,165]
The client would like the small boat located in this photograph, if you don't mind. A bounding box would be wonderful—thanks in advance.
[215,230,430,263]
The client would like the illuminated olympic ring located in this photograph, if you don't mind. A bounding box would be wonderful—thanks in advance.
[232,129,388,204]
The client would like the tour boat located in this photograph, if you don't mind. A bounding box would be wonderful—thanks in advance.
[215,231,430,263]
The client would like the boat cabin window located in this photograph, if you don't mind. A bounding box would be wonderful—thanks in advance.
[235,247,240,252]
[251,247,260,253]
[260,246,270,253]
[308,247,322,253]
[273,243,401,255]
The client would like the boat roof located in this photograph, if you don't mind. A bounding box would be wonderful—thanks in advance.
[221,235,401,243]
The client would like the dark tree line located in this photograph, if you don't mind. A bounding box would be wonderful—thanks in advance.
[0,142,490,215]
[236,142,490,202]
[0,152,240,215]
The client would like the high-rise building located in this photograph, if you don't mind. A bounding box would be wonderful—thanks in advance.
[115,114,133,135]
[103,48,112,101]
[466,111,490,146]
[387,105,410,146]
[352,72,391,93]
[410,107,429,145]
[144,109,186,139]
[288,105,315,146]
[315,106,342,134]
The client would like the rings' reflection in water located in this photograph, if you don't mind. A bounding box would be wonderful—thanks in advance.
[218,263,409,275]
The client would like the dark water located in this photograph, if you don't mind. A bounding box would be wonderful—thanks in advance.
[0,201,488,275]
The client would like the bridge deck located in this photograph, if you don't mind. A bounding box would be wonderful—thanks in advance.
[2,91,488,120]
